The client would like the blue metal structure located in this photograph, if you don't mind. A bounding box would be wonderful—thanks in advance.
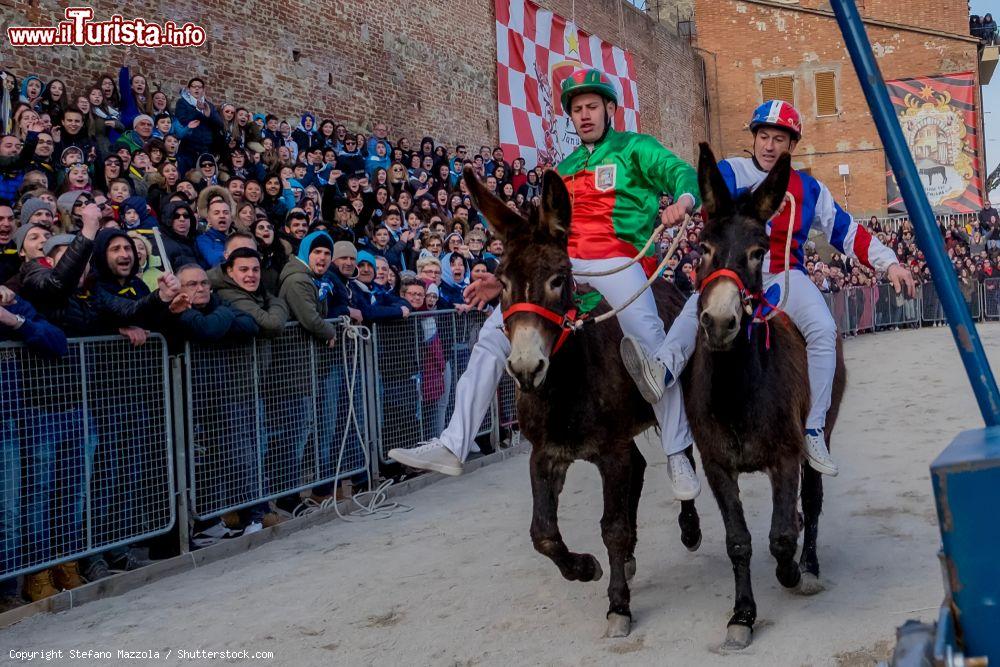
[830,0,1000,427]
[829,1,1000,664]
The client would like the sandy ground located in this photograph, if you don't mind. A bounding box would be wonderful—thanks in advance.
[3,324,994,666]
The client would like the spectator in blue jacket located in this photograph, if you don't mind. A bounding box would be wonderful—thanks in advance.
[327,241,407,323]
[0,288,73,608]
[195,186,234,267]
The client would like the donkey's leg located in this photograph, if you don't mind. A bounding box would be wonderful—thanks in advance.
[528,449,603,583]
[597,448,635,637]
[678,447,702,551]
[797,463,825,594]
[704,461,756,651]
[768,458,803,590]
[624,442,646,581]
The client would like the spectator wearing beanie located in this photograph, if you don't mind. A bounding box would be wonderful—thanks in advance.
[116,114,154,154]
[328,246,408,323]
[278,230,338,344]
[19,197,55,230]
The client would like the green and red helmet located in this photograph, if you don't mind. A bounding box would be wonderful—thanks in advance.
[560,68,619,113]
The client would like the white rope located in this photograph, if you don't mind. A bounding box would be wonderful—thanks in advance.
[572,219,686,327]
[293,320,411,522]
[572,219,671,277]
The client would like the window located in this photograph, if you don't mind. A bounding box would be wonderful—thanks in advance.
[815,71,838,116]
[761,76,794,104]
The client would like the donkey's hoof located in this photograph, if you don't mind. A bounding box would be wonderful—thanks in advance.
[682,530,702,552]
[624,556,637,582]
[606,613,631,638]
[793,572,825,596]
[720,624,753,651]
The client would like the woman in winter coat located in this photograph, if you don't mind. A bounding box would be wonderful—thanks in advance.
[159,200,203,269]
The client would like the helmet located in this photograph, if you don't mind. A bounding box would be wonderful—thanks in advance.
[749,100,802,140]
[560,68,619,113]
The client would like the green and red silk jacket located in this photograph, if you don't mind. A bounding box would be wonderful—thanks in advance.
[557,128,700,273]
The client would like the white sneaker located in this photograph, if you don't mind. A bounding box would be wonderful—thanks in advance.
[388,439,464,476]
[243,522,263,535]
[620,335,667,404]
[804,429,839,476]
[667,452,701,500]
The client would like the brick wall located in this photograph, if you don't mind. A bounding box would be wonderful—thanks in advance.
[693,0,982,216]
[1,0,707,163]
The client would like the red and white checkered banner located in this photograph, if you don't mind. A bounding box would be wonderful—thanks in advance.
[495,0,640,167]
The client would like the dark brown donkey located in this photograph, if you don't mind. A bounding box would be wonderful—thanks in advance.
[462,167,702,638]
[685,144,846,650]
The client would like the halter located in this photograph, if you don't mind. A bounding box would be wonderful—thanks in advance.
[502,302,581,355]
[698,268,784,350]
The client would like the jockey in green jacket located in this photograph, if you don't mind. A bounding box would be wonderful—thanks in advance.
[388,68,703,500]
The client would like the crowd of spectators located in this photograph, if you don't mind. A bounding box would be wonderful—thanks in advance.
[0,54,537,612]
[971,13,998,45]
[1,53,998,613]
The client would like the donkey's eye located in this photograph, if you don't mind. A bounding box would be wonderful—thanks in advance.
[549,275,565,291]
[749,248,766,263]
[700,243,713,256]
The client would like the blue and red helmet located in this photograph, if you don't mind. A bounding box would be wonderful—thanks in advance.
[749,100,802,140]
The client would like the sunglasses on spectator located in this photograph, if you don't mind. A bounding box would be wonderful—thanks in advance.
[173,211,191,219]
[73,196,94,206]
[200,162,215,168]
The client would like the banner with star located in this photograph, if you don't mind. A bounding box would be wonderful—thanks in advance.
[885,71,983,214]
[495,0,639,168]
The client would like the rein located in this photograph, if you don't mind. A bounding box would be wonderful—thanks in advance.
[500,217,688,355]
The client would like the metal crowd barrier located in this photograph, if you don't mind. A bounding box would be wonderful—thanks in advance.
[370,310,497,464]
[183,320,371,521]
[1,335,174,580]
[981,278,1000,320]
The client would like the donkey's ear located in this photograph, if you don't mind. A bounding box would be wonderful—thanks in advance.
[463,166,524,243]
[750,152,791,224]
[540,168,571,238]
[697,142,734,220]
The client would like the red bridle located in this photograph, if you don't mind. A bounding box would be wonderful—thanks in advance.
[698,268,755,314]
[502,303,580,355]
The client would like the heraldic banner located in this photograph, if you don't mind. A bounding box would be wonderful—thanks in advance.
[885,71,983,214]
[495,0,639,168]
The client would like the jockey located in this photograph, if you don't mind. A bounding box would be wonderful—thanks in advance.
[388,67,705,500]
[620,100,916,476]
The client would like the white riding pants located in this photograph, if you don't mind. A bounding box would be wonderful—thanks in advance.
[654,270,837,430]
[439,257,693,461]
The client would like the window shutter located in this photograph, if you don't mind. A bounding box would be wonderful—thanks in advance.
[815,71,838,116]
[761,76,794,104]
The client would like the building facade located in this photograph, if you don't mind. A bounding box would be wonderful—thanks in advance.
[693,0,984,216]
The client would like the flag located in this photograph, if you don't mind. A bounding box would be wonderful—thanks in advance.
[885,71,983,214]
[495,0,640,168]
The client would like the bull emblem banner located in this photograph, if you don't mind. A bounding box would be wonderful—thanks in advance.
[885,71,983,214]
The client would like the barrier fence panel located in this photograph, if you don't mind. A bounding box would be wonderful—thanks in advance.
[873,283,921,329]
[184,321,370,521]
[1,335,173,580]
[844,286,877,334]
[919,280,980,324]
[823,290,850,334]
[371,310,496,464]
[982,278,1000,320]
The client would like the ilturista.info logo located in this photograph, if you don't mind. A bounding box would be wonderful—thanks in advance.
[6,7,206,48]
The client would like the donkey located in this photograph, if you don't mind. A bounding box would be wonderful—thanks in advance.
[684,143,846,650]
[462,167,702,638]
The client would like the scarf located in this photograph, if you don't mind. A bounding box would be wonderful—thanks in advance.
[180,87,206,112]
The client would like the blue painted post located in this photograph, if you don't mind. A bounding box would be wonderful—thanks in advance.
[830,0,1000,426]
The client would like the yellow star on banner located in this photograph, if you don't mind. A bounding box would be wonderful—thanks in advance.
[566,30,579,56]
[918,84,936,100]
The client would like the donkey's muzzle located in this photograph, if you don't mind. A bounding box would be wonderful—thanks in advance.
[506,357,549,391]
[700,311,739,350]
